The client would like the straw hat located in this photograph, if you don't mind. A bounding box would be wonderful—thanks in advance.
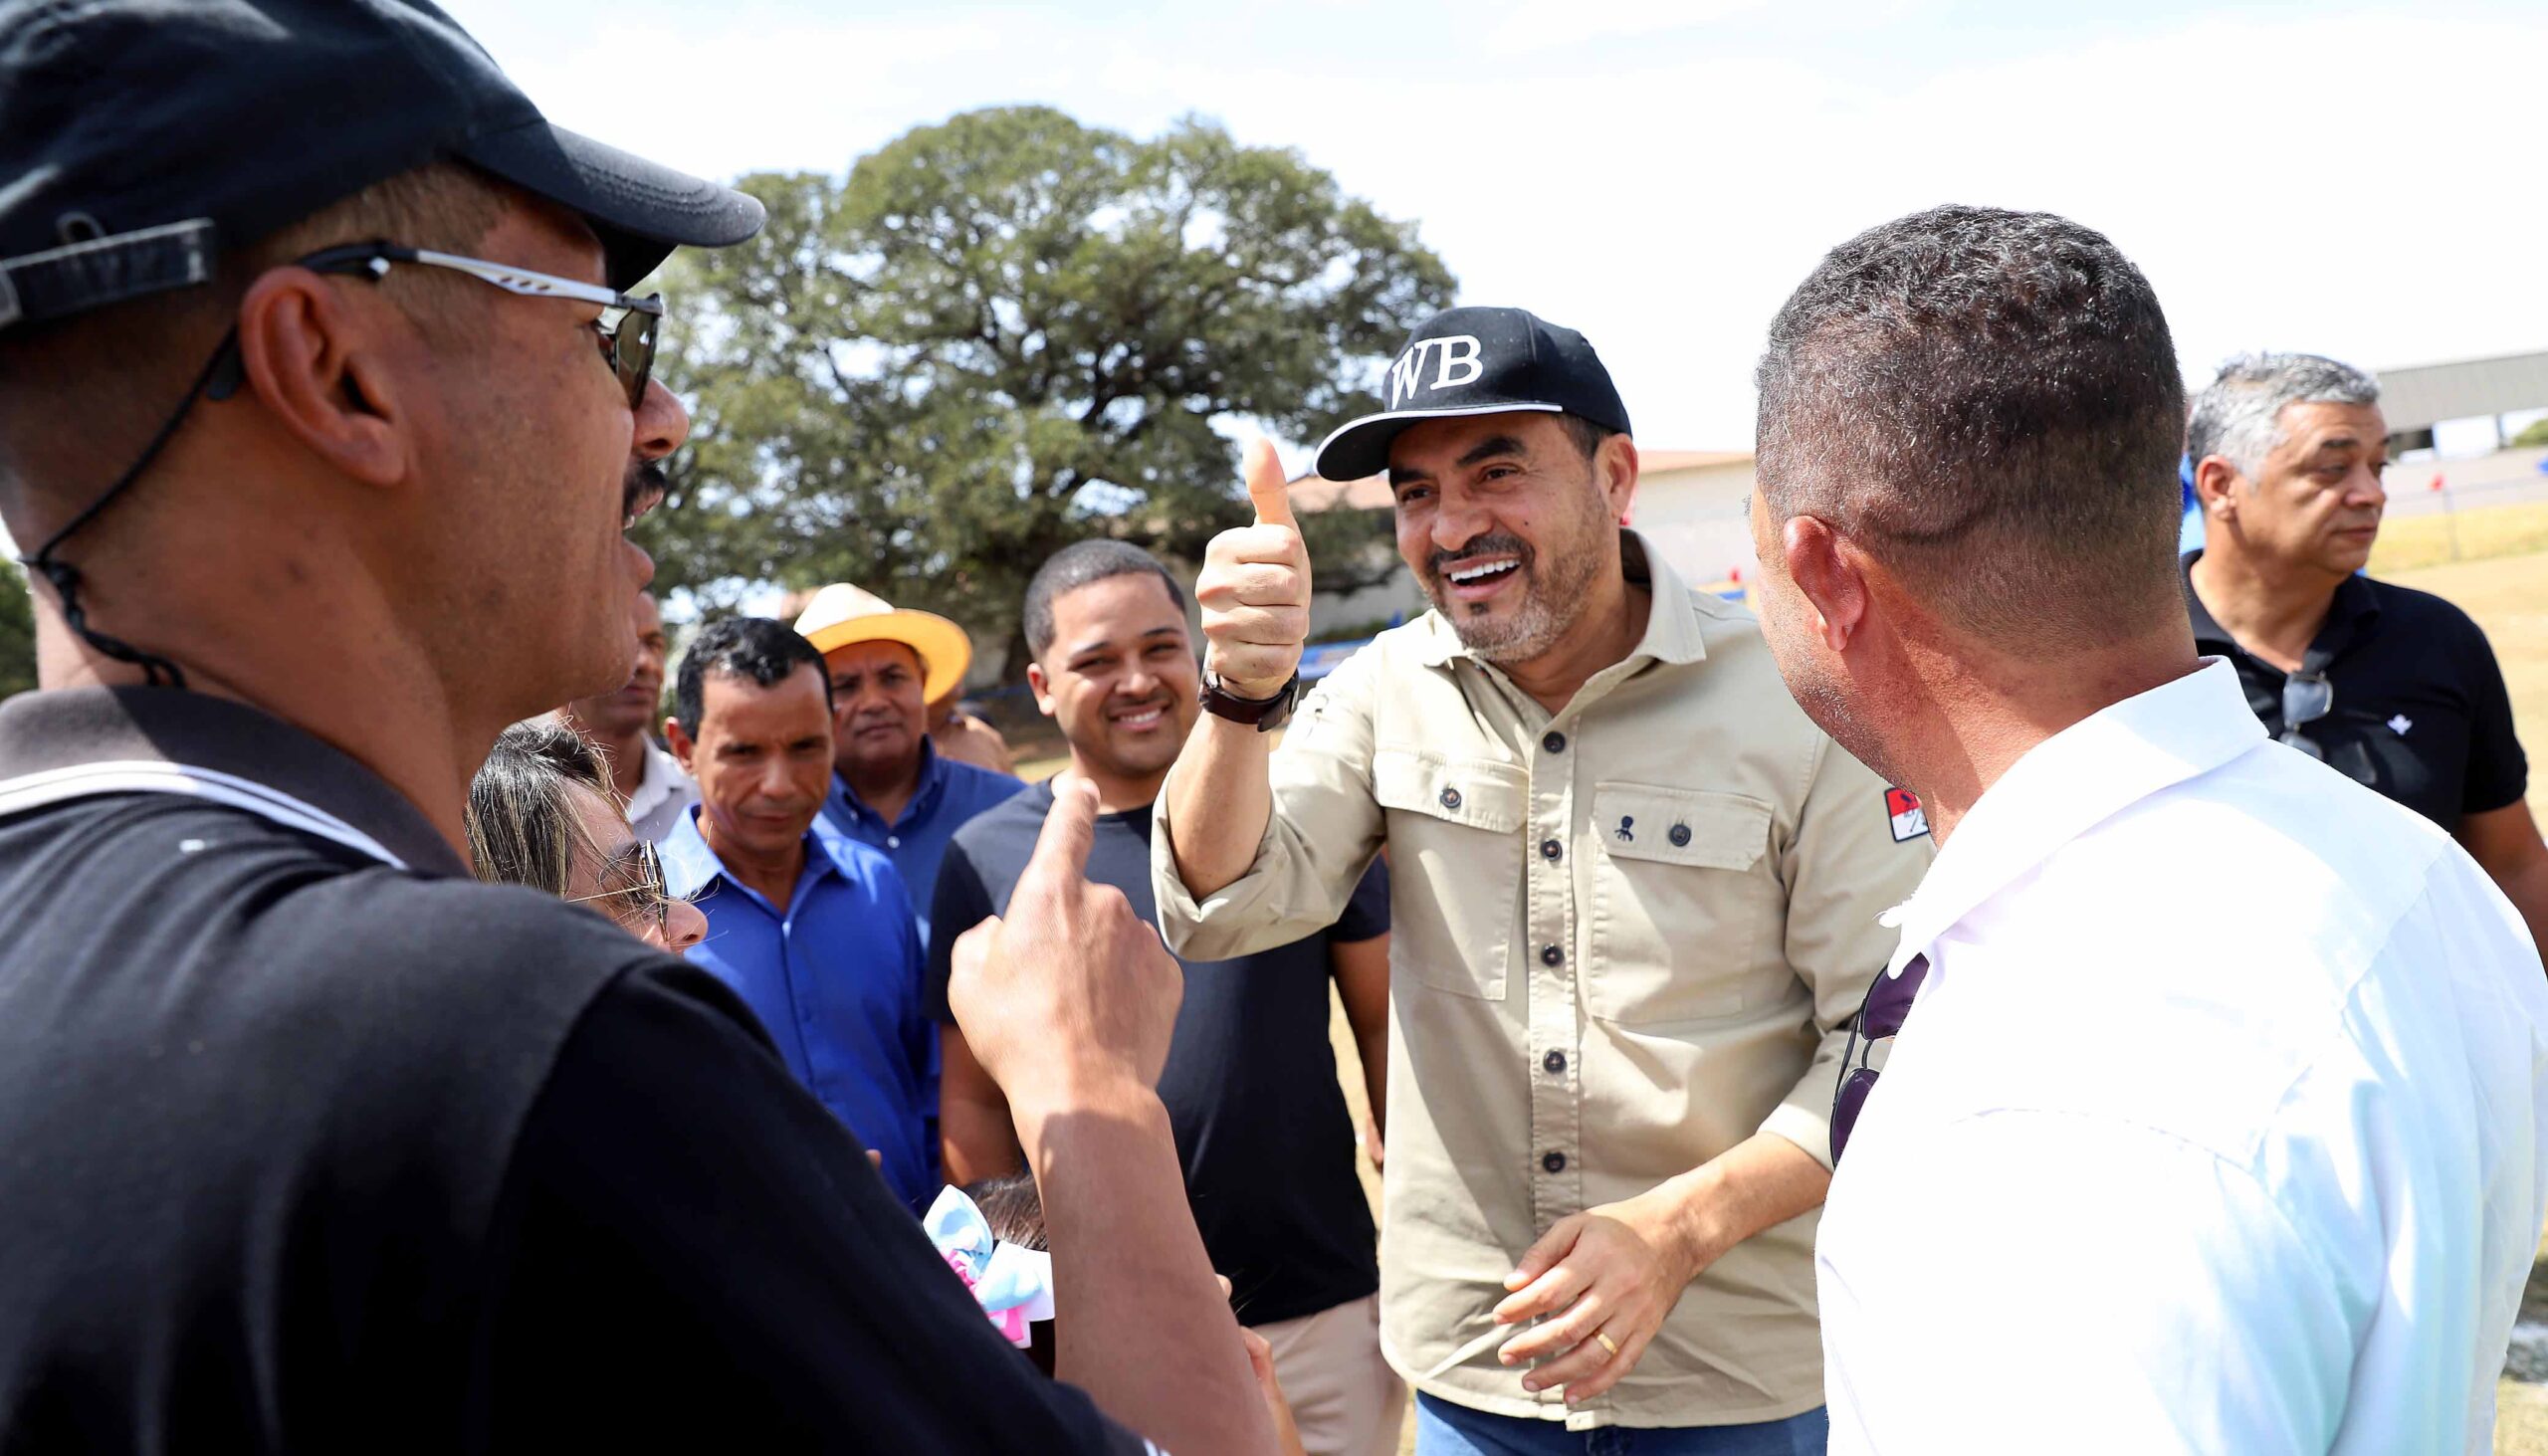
[791,583,972,705]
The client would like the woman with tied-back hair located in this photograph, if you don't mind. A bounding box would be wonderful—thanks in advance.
[467,717,707,954]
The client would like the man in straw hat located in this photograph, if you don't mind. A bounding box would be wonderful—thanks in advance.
[796,582,1023,938]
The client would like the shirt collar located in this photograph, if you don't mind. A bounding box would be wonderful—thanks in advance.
[0,688,469,876]
[658,802,722,900]
[623,737,690,820]
[1412,529,1710,671]
[829,735,946,829]
[2181,549,2383,671]
[1880,658,2264,974]
[807,816,876,878]
[659,800,857,903]
[2180,550,2230,647]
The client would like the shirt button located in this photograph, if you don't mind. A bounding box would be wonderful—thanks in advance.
[1542,1150,1567,1174]
[1542,730,1567,753]
[1540,943,1563,967]
[1543,1049,1567,1075]
[1668,823,1692,847]
[1540,838,1563,862]
[1438,785,1462,811]
[887,835,901,849]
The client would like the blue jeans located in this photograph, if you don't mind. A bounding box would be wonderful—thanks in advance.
[1414,1392,1828,1456]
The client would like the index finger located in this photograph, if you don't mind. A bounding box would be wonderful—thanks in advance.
[1020,772,1101,890]
[1243,438,1296,530]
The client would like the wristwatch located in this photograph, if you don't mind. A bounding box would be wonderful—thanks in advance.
[1199,670,1299,732]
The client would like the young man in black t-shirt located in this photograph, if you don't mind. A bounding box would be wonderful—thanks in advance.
[2185,352,2548,962]
[934,541,1405,1456]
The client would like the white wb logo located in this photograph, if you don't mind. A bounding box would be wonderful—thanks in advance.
[1385,335,1485,409]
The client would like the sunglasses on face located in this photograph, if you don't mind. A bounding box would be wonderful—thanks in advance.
[293,241,665,412]
[1830,952,1931,1164]
[569,836,673,941]
[2279,671,2334,761]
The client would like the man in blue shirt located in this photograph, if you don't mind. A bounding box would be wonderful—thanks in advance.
[793,582,1022,942]
[661,616,939,1208]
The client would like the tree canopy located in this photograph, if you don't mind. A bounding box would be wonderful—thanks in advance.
[639,105,1453,676]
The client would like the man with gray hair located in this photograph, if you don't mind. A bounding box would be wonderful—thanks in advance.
[1747,205,2548,1451]
[2184,352,2548,959]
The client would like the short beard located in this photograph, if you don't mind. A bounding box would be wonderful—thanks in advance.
[1425,516,1607,666]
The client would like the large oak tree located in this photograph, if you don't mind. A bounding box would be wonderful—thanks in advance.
[641,105,1452,676]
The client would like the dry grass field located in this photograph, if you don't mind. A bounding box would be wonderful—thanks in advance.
[2373,500,2548,578]
[2385,544,2548,1454]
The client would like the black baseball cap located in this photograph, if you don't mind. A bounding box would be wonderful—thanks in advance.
[0,0,766,332]
[1314,306,1632,481]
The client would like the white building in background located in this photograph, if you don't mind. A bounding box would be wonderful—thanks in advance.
[1619,450,1758,590]
[1289,447,1762,639]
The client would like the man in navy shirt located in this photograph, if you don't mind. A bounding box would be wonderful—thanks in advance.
[796,581,1021,941]
[662,617,939,1206]
[2185,351,2548,961]
[933,541,1403,1455]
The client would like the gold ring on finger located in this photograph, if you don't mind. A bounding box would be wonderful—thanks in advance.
[1593,1331,1620,1357]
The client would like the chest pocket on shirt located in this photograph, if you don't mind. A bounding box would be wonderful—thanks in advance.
[1374,748,1525,1001]
[1588,782,1780,1024]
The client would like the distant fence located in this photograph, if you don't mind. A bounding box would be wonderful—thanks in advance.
[2381,467,2548,520]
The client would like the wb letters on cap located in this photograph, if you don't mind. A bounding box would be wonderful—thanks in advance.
[1384,334,1488,409]
[1315,305,1634,482]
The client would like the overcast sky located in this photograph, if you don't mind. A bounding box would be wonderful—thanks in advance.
[444,0,2547,463]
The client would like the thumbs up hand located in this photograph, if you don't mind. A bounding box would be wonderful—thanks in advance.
[1197,439,1313,700]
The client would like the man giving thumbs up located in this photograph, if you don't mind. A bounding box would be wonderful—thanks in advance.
[1151,308,1931,1452]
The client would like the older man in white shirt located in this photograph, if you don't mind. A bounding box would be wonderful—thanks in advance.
[1744,203,2548,1454]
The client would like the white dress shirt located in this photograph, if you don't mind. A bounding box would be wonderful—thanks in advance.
[1819,659,2548,1454]
[623,737,699,846]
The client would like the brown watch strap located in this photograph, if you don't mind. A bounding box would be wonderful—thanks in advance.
[1199,671,1299,731]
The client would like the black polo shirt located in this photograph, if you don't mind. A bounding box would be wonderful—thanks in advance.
[926,780,1387,1329]
[0,688,1148,1454]
[2183,551,2530,833]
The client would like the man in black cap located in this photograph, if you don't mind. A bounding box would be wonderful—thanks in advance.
[0,3,1276,1452]
[1153,308,1928,1449]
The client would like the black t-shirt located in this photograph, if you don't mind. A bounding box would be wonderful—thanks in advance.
[928,780,1387,1328]
[0,688,1146,1455]
[2183,551,2529,833]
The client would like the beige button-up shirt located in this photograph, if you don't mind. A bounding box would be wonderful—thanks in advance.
[1152,534,1929,1429]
